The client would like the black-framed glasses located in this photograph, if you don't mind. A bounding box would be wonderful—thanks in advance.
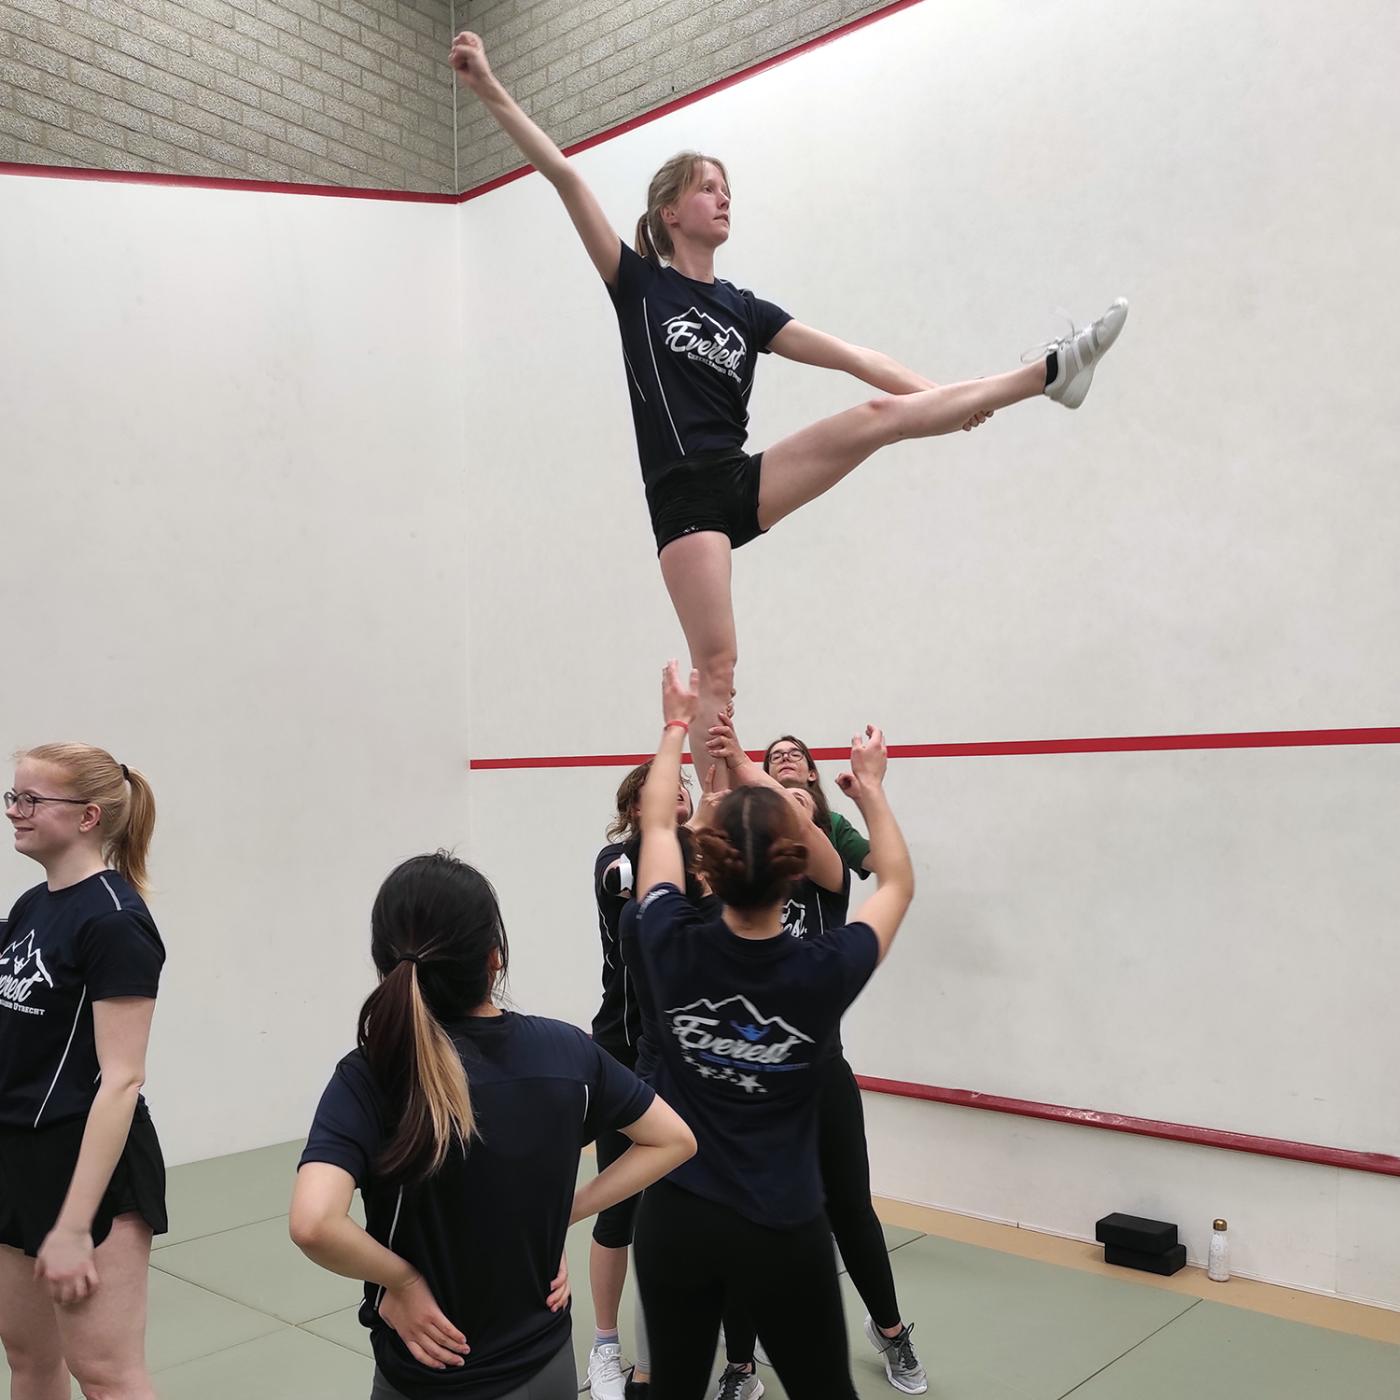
[767,748,809,764]
[3,791,89,819]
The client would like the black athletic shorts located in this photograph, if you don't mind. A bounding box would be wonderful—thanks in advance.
[643,449,767,554]
[0,1104,168,1257]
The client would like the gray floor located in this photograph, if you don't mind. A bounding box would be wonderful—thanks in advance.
[4,1139,1398,1398]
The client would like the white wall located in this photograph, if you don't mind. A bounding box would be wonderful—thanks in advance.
[0,177,469,1164]
[458,0,1400,1306]
[1,0,1395,1310]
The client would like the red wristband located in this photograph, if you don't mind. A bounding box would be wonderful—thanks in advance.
[664,720,689,733]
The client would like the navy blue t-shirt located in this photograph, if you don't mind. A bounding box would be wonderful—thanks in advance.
[608,240,792,474]
[620,898,671,1083]
[779,866,850,944]
[591,842,640,1054]
[635,884,878,1227]
[619,857,719,1083]
[300,1011,653,1400]
[780,865,853,1058]
[1,871,165,1129]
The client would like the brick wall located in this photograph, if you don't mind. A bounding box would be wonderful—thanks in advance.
[0,0,901,194]
[453,0,895,191]
[0,0,457,191]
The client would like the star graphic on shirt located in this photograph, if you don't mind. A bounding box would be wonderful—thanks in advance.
[695,1065,716,1078]
[736,1073,763,1094]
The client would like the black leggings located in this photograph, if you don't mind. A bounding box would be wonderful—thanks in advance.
[723,1056,900,1364]
[634,1179,857,1400]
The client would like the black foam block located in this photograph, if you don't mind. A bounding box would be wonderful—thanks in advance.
[1105,1242,1188,1276]
[1095,1212,1178,1253]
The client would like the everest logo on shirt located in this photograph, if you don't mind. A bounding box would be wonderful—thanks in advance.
[662,308,747,380]
[664,994,814,1094]
[0,929,53,1015]
[781,898,808,940]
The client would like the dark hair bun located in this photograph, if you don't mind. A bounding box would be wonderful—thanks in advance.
[693,788,804,911]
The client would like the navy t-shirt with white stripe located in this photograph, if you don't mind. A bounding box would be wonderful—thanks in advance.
[635,883,878,1227]
[0,871,165,1129]
[301,1011,653,1400]
[780,865,854,1059]
[608,240,792,474]
[591,841,640,1054]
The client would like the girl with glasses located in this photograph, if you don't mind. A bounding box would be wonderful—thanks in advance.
[1,745,166,1400]
[291,852,695,1400]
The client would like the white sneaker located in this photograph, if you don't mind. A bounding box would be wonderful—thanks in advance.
[1036,298,1129,409]
[588,1342,628,1400]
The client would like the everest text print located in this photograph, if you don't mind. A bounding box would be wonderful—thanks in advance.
[664,993,815,1094]
[662,308,748,381]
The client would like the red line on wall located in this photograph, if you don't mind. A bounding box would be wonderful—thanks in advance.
[468,725,1400,770]
[456,0,928,203]
[854,1076,1400,1177]
[0,160,457,203]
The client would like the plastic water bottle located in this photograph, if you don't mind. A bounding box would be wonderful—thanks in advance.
[1208,1219,1230,1281]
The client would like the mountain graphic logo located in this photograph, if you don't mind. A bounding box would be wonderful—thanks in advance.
[664,995,813,1045]
[0,929,53,1007]
[781,897,808,940]
[661,308,747,373]
[1,930,51,985]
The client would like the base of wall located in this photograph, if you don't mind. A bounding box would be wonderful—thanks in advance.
[858,1090,1400,1316]
[870,1192,1400,1346]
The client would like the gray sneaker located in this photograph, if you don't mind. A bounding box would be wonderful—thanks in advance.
[713,1363,764,1400]
[864,1317,929,1395]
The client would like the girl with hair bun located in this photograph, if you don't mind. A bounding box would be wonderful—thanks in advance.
[627,664,915,1400]
[450,30,1128,792]
[291,852,695,1400]
[704,719,928,1394]
[1,743,166,1400]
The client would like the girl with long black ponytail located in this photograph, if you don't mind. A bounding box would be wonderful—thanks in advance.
[292,852,694,1400]
[628,665,915,1400]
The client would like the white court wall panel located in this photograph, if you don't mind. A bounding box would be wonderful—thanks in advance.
[458,0,1400,1304]
[0,177,468,1164]
[459,0,1400,754]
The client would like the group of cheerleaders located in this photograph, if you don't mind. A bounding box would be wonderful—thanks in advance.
[0,27,1127,1400]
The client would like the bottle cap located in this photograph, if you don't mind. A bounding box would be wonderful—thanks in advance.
[1213,1218,1228,1231]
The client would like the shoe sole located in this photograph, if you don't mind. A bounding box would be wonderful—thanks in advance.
[1058,364,1095,410]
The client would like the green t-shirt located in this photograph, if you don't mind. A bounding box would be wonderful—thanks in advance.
[828,811,872,879]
